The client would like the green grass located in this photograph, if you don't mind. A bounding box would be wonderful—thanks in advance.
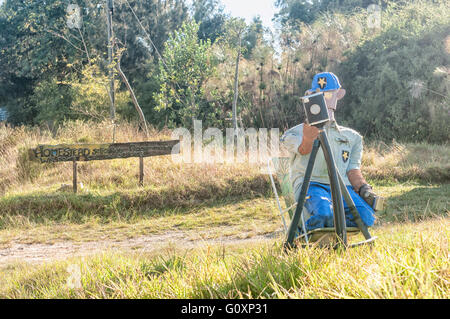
[0,174,271,229]
[374,183,450,223]
[0,217,448,299]
[0,181,448,298]
[0,197,280,246]
[0,182,447,247]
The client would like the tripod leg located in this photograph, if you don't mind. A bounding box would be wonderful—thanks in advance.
[336,170,373,241]
[284,140,320,250]
[318,131,347,247]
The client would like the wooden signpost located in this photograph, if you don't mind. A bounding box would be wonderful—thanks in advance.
[29,140,180,193]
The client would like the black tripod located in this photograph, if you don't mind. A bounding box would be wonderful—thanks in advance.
[284,129,376,250]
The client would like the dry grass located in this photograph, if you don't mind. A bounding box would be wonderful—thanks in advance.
[2,120,247,194]
[1,120,449,230]
[362,140,450,183]
[0,120,268,198]
[1,121,448,196]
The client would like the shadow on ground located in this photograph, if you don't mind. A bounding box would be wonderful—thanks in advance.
[0,175,272,228]
[377,183,449,224]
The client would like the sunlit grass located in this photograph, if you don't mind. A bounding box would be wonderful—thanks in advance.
[0,217,447,299]
[2,121,449,198]
[0,182,447,247]
[362,141,450,183]
[0,197,280,246]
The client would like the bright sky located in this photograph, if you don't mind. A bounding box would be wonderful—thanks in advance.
[220,0,277,31]
[184,0,278,32]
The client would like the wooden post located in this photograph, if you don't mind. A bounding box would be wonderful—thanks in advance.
[106,0,116,142]
[139,156,144,186]
[73,160,78,193]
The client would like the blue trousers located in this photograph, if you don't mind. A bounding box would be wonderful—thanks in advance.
[303,182,375,231]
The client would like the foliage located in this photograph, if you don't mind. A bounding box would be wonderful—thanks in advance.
[70,64,132,122]
[28,64,131,127]
[153,20,217,128]
[0,0,72,124]
[338,0,450,143]
[31,78,74,127]
[0,0,449,143]
[192,0,228,44]
[112,0,189,83]
[274,0,393,26]
[241,16,267,59]
[0,0,188,125]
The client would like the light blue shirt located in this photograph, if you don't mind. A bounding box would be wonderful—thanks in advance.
[280,121,363,198]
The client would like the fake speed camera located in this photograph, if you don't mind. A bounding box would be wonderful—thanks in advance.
[301,92,329,127]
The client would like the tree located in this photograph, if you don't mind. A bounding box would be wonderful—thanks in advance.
[113,0,188,83]
[0,0,189,125]
[223,18,247,132]
[337,0,450,143]
[242,16,266,59]
[191,0,227,44]
[274,0,392,27]
[0,0,81,124]
[154,20,215,128]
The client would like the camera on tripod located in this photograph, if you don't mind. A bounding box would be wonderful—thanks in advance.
[301,92,329,127]
[300,91,385,212]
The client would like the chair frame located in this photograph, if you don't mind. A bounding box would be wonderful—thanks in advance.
[267,157,310,243]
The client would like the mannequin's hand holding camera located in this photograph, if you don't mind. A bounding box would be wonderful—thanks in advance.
[298,124,320,155]
[358,183,384,211]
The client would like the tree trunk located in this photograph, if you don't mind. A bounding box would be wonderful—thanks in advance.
[116,61,150,139]
[232,35,241,135]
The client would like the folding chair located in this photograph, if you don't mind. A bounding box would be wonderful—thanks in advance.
[268,157,364,247]
[267,157,311,242]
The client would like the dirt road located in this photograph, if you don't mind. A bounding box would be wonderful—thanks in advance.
[0,231,281,265]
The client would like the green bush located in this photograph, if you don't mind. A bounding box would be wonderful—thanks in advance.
[30,65,132,127]
[337,1,450,143]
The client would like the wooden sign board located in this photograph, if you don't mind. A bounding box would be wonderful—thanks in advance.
[29,140,180,192]
[29,140,180,163]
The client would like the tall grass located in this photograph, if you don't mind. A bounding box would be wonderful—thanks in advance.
[363,140,450,183]
[2,121,448,196]
[0,217,448,299]
[0,120,268,198]
[1,120,449,229]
